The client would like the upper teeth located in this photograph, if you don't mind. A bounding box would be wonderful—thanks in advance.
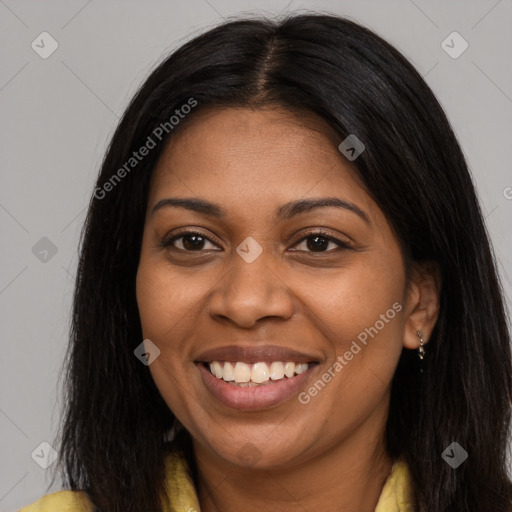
[208,361,309,383]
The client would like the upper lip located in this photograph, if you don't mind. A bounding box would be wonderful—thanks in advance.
[195,344,321,364]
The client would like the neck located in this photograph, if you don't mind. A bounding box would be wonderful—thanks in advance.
[192,409,393,512]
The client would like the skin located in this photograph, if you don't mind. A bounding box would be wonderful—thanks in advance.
[136,106,440,512]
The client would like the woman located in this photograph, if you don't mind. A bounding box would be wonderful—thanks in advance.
[19,12,512,512]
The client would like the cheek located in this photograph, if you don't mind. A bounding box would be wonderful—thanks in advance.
[136,258,209,343]
[135,258,206,419]
[134,259,200,408]
[294,256,405,398]
[135,255,222,397]
[299,260,404,344]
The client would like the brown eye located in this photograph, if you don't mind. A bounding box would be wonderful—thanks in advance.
[162,231,219,252]
[291,231,351,253]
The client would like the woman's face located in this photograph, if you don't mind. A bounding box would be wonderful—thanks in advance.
[136,107,419,469]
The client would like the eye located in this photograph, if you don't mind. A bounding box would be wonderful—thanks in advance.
[161,230,220,252]
[290,230,351,253]
[160,229,351,254]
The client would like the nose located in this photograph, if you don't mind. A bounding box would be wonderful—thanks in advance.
[207,247,294,328]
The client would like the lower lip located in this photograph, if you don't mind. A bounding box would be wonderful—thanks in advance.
[197,362,318,411]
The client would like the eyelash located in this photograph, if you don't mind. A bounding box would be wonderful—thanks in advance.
[160,229,352,254]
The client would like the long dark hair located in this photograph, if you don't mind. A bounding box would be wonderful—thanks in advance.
[51,12,512,511]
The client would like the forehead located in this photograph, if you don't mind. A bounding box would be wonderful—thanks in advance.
[151,107,359,188]
[147,107,382,229]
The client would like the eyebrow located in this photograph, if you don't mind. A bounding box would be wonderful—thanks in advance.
[151,196,370,224]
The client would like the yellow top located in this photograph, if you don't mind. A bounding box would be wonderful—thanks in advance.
[18,451,415,511]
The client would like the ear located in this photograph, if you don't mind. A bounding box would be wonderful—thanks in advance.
[402,260,441,350]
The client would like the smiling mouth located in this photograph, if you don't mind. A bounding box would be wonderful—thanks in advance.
[200,360,318,386]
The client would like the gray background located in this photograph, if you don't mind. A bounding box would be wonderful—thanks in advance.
[1,0,511,509]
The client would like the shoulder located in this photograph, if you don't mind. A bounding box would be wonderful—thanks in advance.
[17,449,189,512]
[375,458,416,512]
[18,490,93,512]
